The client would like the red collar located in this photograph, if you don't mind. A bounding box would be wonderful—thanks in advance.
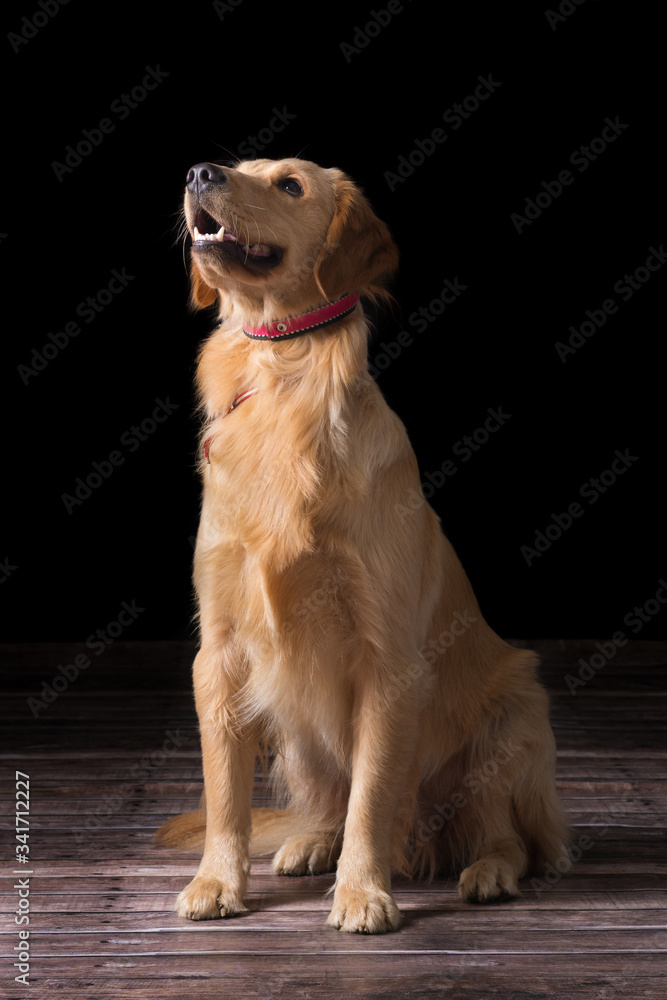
[243,292,359,341]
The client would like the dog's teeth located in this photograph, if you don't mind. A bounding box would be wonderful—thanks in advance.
[194,229,266,251]
[194,225,229,242]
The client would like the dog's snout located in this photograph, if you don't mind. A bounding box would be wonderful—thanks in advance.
[186,162,228,193]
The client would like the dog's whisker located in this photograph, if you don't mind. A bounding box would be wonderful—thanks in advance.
[209,143,240,165]
[169,214,191,251]
[250,215,279,246]
[241,207,280,250]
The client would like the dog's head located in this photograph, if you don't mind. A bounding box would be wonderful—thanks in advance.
[183,157,398,315]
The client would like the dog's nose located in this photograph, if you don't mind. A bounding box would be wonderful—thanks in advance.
[186,162,228,193]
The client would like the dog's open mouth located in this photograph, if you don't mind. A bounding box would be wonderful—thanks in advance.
[192,207,282,270]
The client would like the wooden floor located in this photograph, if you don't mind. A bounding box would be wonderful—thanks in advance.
[2,639,666,998]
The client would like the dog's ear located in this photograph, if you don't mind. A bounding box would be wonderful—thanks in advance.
[189,260,218,310]
[314,172,399,302]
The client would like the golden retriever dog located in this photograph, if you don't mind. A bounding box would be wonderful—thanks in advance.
[156,156,569,933]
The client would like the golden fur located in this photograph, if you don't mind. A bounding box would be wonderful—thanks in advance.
[155,157,569,933]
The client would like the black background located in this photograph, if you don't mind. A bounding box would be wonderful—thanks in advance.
[2,2,665,644]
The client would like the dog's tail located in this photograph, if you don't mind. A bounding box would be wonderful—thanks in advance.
[153,810,206,850]
[154,807,301,856]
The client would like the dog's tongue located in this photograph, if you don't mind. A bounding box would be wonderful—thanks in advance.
[241,243,273,258]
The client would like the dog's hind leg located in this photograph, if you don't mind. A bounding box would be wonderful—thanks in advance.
[457,826,528,903]
[272,829,344,876]
[456,727,568,903]
[268,737,347,876]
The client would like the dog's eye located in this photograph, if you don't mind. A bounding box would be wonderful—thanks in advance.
[278,177,304,197]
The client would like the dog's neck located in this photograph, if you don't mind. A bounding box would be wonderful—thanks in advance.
[198,296,371,430]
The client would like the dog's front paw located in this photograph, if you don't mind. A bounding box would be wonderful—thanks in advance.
[273,834,340,876]
[458,858,521,903]
[327,886,401,933]
[175,876,248,920]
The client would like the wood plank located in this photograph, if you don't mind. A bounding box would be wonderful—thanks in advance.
[7,734,667,755]
[2,890,667,915]
[2,952,665,976]
[2,778,666,804]
[2,976,665,1000]
[1,976,666,1000]
[3,758,666,777]
[6,927,667,955]
[4,907,665,932]
[11,823,666,845]
[16,858,667,880]
[8,789,667,816]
